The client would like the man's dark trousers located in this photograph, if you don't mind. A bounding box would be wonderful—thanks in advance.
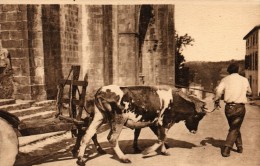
[224,103,246,148]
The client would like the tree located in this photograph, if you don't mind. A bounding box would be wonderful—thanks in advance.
[175,31,195,86]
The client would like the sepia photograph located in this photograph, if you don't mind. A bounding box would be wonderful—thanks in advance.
[0,0,259,165]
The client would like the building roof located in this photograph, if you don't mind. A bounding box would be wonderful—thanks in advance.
[243,25,260,40]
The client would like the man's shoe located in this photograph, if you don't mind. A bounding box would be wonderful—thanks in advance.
[221,146,231,157]
[237,147,243,153]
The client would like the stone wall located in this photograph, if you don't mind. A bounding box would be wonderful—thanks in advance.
[0,4,175,100]
[141,5,175,86]
[59,5,81,77]
[42,5,62,99]
[0,5,36,100]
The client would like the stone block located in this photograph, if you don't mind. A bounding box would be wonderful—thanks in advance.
[13,94,31,100]
[12,67,22,76]
[21,39,29,48]
[17,21,28,31]
[9,31,28,40]
[11,58,30,74]
[13,76,30,85]
[31,85,47,100]
[2,5,19,12]
[0,31,9,40]
[0,22,17,30]
[16,85,31,94]
[6,12,19,21]
[9,48,29,58]
[18,5,27,12]
[0,13,7,22]
[17,11,28,21]
[2,40,22,48]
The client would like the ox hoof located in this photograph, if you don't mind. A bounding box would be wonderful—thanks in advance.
[97,147,106,155]
[76,157,85,166]
[165,143,170,149]
[142,149,152,155]
[161,151,171,156]
[121,158,132,163]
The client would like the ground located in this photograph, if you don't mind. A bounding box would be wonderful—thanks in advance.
[15,100,260,166]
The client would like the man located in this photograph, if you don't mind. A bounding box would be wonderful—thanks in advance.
[214,63,252,157]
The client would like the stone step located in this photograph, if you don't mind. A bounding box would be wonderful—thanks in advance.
[19,110,57,122]
[0,99,16,106]
[8,106,53,117]
[19,131,67,147]
[32,100,56,107]
[18,131,71,153]
[0,102,32,112]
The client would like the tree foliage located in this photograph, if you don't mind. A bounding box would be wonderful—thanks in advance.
[175,31,195,86]
[186,60,245,90]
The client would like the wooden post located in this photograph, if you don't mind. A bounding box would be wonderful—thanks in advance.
[76,73,88,120]
[69,65,80,119]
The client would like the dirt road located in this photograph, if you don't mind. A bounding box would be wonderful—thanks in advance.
[15,101,260,166]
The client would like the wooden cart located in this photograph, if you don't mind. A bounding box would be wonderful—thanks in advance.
[18,65,90,137]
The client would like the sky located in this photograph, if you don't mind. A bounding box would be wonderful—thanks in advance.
[174,0,260,62]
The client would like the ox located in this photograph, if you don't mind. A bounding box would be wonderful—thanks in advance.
[76,85,207,165]
[0,110,20,166]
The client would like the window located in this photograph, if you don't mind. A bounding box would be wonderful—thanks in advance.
[253,53,255,70]
[249,54,252,70]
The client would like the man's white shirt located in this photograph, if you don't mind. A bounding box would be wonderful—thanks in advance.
[215,73,252,103]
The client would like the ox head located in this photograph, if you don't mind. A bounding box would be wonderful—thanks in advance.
[183,95,208,134]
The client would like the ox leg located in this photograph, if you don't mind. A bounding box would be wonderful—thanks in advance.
[107,114,131,163]
[77,108,104,166]
[149,125,170,149]
[72,132,106,158]
[133,128,142,153]
[107,113,127,143]
[72,129,85,157]
[158,127,170,155]
[92,133,106,154]
[113,139,131,163]
[142,126,168,155]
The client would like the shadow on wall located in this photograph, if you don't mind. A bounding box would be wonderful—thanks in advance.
[42,5,63,100]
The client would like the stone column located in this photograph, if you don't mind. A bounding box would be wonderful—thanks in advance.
[154,5,175,86]
[116,5,139,85]
[27,5,47,100]
[112,5,119,85]
[81,5,105,92]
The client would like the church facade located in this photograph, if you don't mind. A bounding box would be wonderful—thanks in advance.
[0,4,175,100]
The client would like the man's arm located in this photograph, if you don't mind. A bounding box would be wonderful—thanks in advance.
[214,81,225,101]
[213,80,225,109]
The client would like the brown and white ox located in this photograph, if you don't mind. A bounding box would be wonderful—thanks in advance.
[76,85,208,165]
